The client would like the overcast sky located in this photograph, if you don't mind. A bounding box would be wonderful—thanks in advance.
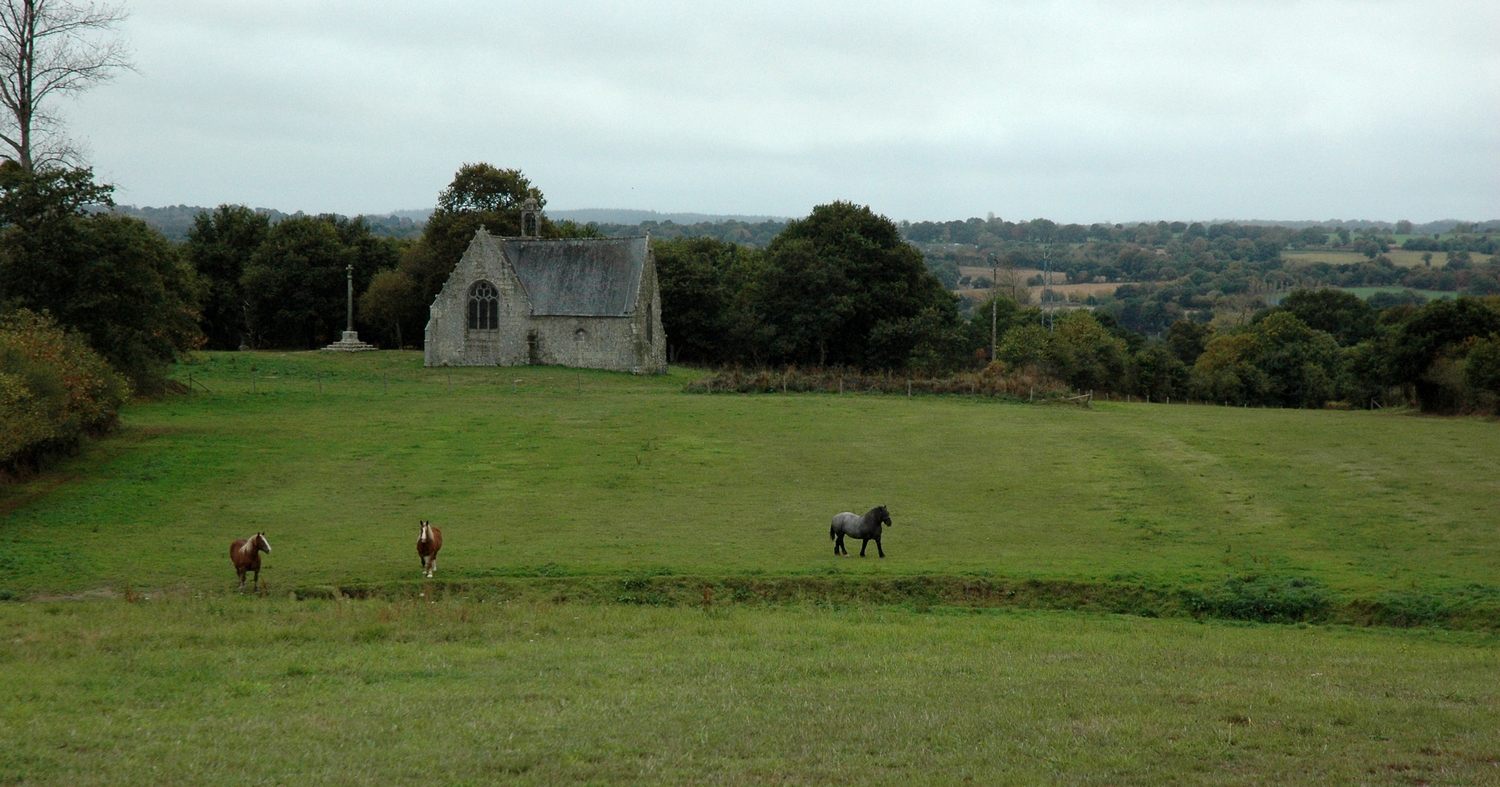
[68,0,1498,223]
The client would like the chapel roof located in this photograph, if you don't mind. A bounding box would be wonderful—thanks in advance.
[499,236,648,317]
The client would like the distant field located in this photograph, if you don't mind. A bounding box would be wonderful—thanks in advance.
[1284,249,1492,269]
[2,352,1498,601]
[956,266,1120,301]
[1,598,1496,785]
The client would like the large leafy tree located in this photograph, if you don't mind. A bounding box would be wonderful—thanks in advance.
[1165,319,1214,366]
[1046,310,1130,392]
[0,162,201,390]
[1465,334,1500,401]
[1382,297,1500,411]
[651,236,763,365]
[240,215,398,349]
[184,205,269,350]
[754,201,960,369]
[1189,311,1341,407]
[421,164,548,283]
[1129,341,1187,400]
[1274,288,1377,346]
[357,266,418,349]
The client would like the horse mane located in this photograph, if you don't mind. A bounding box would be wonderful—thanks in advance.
[238,537,257,556]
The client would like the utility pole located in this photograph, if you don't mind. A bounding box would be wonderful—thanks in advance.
[1042,242,1055,331]
[989,252,999,362]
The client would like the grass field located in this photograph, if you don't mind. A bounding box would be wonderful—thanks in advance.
[4,352,1500,783]
[2,597,1497,785]
[3,351,1499,604]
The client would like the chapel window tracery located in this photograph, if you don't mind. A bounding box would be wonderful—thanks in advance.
[468,281,499,330]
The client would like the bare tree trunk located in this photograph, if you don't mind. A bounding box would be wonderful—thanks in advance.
[0,0,131,171]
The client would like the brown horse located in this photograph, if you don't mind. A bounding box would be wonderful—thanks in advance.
[417,520,442,578]
[230,532,272,591]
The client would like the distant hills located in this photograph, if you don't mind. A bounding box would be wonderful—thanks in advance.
[98,205,791,241]
[548,209,789,225]
[93,203,1496,244]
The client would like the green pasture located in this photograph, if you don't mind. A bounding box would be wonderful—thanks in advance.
[2,351,1498,602]
[2,597,1497,785]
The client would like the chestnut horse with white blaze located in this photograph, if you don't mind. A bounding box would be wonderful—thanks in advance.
[230,532,272,591]
[418,520,442,578]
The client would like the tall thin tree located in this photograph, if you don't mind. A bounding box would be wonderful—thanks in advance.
[0,0,130,171]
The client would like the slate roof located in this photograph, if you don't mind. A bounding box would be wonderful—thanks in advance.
[500,237,647,317]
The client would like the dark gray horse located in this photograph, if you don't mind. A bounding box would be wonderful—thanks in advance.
[830,505,892,557]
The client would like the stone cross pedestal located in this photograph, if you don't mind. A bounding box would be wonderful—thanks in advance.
[322,263,376,351]
[323,330,376,352]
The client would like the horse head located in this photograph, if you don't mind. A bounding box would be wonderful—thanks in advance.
[256,532,272,553]
[873,505,891,527]
[419,520,431,543]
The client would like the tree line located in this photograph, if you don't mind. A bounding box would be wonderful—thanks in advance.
[4,158,1498,479]
[657,224,1500,414]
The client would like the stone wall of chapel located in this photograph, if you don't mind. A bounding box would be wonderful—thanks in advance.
[527,316,642,373]
[424,233,531,367]
[632,252,668,374]
[424,231,669,373]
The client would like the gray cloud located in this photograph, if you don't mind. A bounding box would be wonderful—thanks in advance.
[68,0,1498,221]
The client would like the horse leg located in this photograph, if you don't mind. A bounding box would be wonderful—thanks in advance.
[876,535,885,558]
[237,569,246,592]
[429,557,436,578]
[253,568,261,592]
[833,533,841,556]
[860,538,868,557]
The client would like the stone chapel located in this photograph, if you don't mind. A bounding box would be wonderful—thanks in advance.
[423,205,666,373]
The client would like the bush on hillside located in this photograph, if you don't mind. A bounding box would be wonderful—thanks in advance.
[0,310,129,476]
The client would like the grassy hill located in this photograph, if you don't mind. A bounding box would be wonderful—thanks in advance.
[3,352,1497,606]
[4,352,1499,784]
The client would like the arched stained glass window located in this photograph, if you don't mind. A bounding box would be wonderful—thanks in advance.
[468,281,499,330]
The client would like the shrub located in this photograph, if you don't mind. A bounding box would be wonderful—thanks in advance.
[684,364,1071,401]
[0,310,129,475]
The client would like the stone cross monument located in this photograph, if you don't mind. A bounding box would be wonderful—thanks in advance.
[322,263,376,352]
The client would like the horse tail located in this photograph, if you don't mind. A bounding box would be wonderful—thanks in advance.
[830,523,837,541]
